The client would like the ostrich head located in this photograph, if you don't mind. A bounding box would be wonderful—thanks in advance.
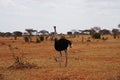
[54,26,57,39]
[54,26,56,33]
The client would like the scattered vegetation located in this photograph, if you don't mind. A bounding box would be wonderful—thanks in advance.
[39,35,44,41]
[7,44,40,70]
[92,33,101,39]
[7,60,40,70]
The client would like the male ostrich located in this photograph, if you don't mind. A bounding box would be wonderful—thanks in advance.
[53,26,72,67]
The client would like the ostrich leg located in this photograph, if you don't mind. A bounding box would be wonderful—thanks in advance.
[59,51,62,67]
[65,49,68,67]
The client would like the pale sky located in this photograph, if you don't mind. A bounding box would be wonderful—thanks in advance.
[0,0,120,33]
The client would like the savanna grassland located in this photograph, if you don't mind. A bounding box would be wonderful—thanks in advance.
[0,35,120,80]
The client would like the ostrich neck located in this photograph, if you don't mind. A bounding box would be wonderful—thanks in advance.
[54,27,57,38]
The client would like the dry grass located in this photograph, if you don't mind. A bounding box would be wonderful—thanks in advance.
[0,35,120,80]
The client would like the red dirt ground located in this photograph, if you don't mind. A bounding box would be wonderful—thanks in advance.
[0,35,120,80]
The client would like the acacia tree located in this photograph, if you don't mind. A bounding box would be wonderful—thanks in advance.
[5,32,12,37]
[99,29,111,35]
[13,31,23,40]
[39,30,49,41]
[112,29,119,39]
[39,30,49,36]
[25,29,35,42]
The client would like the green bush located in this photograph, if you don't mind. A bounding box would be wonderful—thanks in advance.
[92,33,101,39]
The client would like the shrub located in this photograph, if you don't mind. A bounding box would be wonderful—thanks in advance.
[24,36,29,42]
[92,33,101,39]
[8,45,40,70]
[39,36,44,41]
[113,33,117,39]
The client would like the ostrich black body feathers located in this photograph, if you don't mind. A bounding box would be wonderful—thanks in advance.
[54,38,72,51]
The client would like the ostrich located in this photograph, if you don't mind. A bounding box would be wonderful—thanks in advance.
[53,26,72,67]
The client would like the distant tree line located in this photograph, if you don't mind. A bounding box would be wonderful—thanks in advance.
[67,26,120,39]
[0,25,120,40]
